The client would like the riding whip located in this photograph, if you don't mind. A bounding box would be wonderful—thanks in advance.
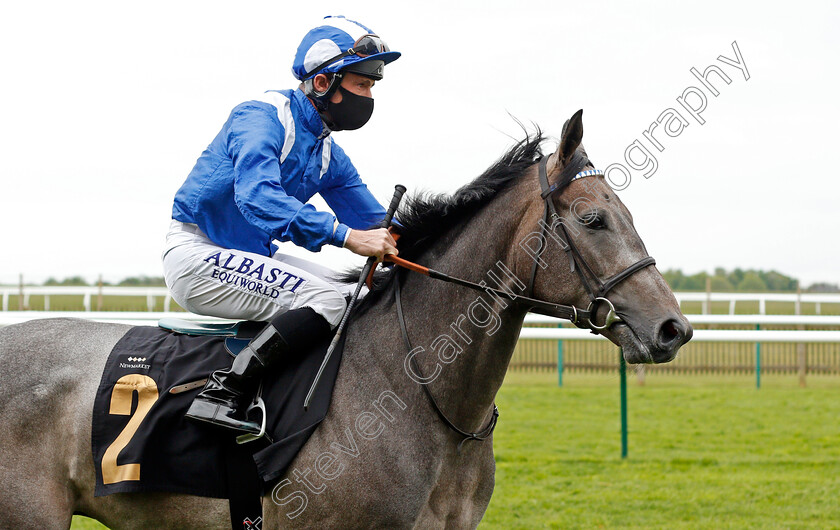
[304,184,406,410]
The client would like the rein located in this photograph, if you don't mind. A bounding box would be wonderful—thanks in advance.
[380,152,656,448]
[385,253,591,324]
[394,269,498,451]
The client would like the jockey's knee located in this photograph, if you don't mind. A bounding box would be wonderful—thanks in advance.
[295,283,346,329]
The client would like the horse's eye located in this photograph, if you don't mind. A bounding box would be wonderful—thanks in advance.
[579,212,607,230]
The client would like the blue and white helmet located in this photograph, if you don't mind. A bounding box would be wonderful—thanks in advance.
[292,16,401,81]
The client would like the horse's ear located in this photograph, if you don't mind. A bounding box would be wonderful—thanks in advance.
[558,109,584,162]
[547,109,584,175]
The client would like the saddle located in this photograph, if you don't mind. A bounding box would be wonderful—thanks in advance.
[158,317,262,362]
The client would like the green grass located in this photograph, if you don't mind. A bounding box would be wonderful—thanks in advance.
[481,372,840,529]
[73,373,840,529]
[3,294,184,312]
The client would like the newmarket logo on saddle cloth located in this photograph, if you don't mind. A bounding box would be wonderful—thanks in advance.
[119,356,150,369]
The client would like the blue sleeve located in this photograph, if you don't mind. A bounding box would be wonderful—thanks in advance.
[320,148,389,236]
[227,104,343,251]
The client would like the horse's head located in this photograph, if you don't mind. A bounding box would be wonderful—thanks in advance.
[517,110,692,364]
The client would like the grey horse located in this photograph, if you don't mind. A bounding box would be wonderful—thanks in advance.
[0,111,691,529]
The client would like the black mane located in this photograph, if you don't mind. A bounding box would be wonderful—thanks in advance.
[393,129,544,260]
[336,129,545,312]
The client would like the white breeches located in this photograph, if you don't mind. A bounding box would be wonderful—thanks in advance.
[162,220,348,327]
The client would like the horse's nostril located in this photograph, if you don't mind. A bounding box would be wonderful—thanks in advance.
[658,318,684,347]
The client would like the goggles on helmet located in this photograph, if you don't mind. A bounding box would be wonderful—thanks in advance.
[304,34,390,79]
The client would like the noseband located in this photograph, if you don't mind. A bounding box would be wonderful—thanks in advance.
[526,153,656,331]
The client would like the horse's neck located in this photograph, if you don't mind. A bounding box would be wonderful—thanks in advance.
[394,200,530,432]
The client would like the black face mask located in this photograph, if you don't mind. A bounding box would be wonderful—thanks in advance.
[326,86,374,131]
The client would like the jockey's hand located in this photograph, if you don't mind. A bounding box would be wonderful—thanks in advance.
[345,228,398,262]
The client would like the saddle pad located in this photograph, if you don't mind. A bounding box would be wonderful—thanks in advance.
[92,324,344,497]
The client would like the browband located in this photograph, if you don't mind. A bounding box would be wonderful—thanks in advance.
[540,151,603,198]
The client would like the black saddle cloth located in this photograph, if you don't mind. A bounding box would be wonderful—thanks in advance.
[91,324,344,498]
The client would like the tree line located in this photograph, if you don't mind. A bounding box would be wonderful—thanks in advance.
[661,268,839,293]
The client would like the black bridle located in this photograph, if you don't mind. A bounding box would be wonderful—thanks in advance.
[527,153,656,331]
[391,152,656,447]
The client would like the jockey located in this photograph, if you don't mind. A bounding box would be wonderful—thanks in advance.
[162,16,400,434]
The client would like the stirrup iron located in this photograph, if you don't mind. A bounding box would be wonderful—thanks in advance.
[236,396,267,444]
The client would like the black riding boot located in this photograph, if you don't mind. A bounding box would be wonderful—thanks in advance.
[185,307,331,434]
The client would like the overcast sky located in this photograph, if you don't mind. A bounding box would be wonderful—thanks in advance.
[1,1,837,287]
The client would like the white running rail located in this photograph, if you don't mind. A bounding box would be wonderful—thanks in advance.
[1,287,839,314]
[0,286,171,312]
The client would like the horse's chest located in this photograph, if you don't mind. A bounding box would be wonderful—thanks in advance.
[416,443,497,527]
